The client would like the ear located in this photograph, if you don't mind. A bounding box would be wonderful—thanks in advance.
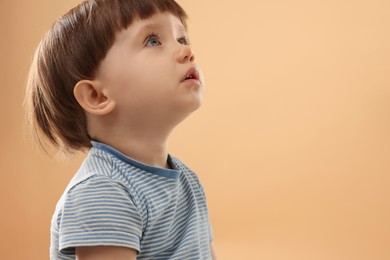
[73,80,115,116]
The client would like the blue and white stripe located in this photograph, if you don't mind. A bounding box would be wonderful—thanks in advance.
[50,141,213,259]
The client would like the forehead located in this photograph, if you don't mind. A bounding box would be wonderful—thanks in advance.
[131,12,187,34]
[112,12,187,45]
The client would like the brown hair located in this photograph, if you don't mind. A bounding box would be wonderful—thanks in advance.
[25,0,187,156]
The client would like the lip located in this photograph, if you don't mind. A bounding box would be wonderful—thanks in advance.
[181,67,200,83]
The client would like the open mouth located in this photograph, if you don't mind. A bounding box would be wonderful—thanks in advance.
[183,67,199,81]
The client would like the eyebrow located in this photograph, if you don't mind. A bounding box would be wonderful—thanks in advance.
[137,22,161,34]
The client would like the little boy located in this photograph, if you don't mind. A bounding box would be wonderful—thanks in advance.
[25,0,216,259]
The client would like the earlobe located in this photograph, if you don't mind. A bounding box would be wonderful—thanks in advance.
[73,80,115,116]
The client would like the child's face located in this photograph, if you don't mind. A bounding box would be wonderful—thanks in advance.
[95,12,204,123]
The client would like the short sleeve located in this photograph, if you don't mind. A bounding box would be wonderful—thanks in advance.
[58,175,143,255]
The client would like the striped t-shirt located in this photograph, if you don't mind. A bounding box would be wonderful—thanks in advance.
[50,141,213,259]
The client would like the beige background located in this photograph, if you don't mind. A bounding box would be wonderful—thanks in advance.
[1,0,390,259]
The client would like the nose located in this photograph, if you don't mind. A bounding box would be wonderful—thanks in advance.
[176,44,195,63]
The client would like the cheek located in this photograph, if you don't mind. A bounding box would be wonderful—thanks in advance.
[134,66,174,91]
[106,55,174,100]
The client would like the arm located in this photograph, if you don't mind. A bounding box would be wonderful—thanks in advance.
[76,246,137,260]
[60,176,143,259]
[211,242,218,260]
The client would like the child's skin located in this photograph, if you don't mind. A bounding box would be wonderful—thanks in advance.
[72,11,216,259]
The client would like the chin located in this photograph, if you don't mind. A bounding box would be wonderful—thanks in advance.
[173,97,203,123]
[188,94,204,112]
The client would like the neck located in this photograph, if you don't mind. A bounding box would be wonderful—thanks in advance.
[88,109,189,169]
[90,118,173,169]
[96,131,170,169]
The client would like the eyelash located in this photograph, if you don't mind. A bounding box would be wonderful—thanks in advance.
[145,33,161,47]
[144,33,190,47]
[178,36,190,45]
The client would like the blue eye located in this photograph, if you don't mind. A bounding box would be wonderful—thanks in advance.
[145,35,161,47]
[178,36,190,45]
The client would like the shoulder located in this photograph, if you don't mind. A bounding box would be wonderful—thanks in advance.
[52,150,144,227]
[56,174,141,223]
[171,156,207,193]
[66,147,136,192]
[172,156,201,178]
[64,148,144,209]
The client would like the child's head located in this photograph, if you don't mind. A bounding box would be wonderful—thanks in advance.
[25,0,201,155]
